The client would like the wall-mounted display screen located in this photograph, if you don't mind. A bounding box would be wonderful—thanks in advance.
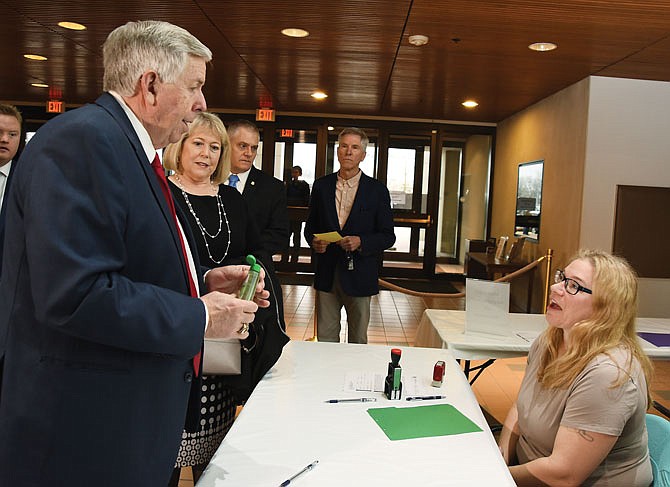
[514,160,544,242]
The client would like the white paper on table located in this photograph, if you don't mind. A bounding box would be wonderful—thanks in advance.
[465,279,510,337]
[343,372,434,396]
[343,371,385,392]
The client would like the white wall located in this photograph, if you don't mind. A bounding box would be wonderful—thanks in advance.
[583,76,670,317]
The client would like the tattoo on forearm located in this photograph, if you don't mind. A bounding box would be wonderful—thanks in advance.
[578,429,594,442]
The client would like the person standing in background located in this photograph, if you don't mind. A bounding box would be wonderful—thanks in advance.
[305,127,395,344]
[285,165,310,263]
[0,21,267,486]
[226,119,289,328]
[0,104,22,277]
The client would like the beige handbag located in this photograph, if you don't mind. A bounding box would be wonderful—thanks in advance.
[202,338,242,375]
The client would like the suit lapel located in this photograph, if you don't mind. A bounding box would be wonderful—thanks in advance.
[95,93,190,283]
[324,173,341,231]
[0,159,16,237]
[242,166,259,199]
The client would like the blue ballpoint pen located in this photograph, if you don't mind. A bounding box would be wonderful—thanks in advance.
[280,460,319,486]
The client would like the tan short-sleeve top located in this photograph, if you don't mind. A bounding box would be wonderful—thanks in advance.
[516,338,652,487]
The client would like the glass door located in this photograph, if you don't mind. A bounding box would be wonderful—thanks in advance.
[272,128,318,271]
[382,135,433,277]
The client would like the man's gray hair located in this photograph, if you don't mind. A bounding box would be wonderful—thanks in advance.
[338,127,369,152]
[102,20,212,95]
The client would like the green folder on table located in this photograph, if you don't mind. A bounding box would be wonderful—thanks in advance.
[367,404,482,441]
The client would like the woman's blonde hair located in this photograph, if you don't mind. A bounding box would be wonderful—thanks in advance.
[538,249,653,403]
[163,112,230,185]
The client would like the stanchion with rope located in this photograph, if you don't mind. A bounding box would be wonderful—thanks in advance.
[306,291,318,341]
[542,248,554,311]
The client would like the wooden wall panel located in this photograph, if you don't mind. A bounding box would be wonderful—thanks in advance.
[492,78,590,312]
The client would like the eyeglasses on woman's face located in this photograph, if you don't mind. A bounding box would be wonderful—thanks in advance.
[554,269,592,295]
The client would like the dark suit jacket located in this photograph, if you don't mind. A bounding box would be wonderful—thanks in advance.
[0,157,18,276]
[286,178,310,207]
[0,93,206,486]
[241,165,289,257]
[239,166,289,327]
[305,172,396,297]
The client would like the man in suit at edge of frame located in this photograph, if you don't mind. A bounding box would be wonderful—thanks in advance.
[0,20,268,487]
[0,103,23,278]
[305,127,396,344]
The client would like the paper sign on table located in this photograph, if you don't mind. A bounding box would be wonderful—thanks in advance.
[367,404,482,441]
[465,278,510,337]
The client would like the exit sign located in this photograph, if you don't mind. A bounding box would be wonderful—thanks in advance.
[46,100,64,113]
[255,108,275,122]
[280,129,294,138]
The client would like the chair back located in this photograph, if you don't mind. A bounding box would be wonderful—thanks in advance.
[647,413,670,487]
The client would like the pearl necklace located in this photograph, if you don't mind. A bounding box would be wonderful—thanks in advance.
[173,176,231,264]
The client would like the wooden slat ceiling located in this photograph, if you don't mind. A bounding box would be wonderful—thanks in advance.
[3,0,670,123]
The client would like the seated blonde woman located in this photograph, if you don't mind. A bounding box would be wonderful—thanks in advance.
[498,249,653,486]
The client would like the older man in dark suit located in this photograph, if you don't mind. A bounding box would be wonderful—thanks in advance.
[305,127,395,344]
[0,21,266,487]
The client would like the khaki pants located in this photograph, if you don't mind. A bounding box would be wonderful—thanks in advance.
[317,272,371,344]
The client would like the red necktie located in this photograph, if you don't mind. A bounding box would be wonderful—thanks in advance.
[150,153,202,376]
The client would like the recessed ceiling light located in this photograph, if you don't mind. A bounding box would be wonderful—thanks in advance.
[24,54,47,61]
[31,83,49,88]
[58,21,86,31]
[311,91,328,100]
[327,126,335,131]
[462,100,478,108]
[528,42,557,52]
[281,28,309,38]
[408,34,429,46]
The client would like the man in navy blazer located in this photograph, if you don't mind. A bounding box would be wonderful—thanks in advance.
[0,21,264,486]
[305,128,395,344]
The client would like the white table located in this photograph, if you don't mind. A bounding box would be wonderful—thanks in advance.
[196,341,515,486]
[415,310,670,361]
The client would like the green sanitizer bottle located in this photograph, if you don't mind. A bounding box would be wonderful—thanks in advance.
[238,255,261,301]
